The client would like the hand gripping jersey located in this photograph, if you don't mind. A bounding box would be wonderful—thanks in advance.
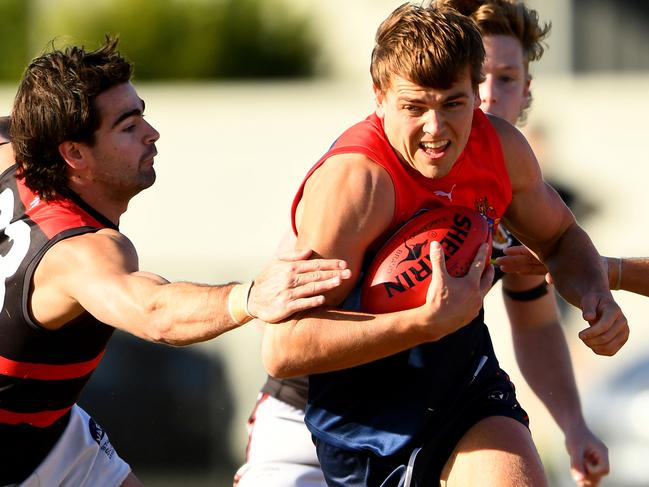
[0,166,117,484]
[291,109,513,457]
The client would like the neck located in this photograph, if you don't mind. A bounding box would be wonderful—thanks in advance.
[67,183,128,227]
[0,143,15,173]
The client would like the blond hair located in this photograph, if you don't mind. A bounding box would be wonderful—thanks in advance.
[437,0,550,65]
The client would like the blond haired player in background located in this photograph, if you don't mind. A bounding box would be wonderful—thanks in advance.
[438,1,609,485]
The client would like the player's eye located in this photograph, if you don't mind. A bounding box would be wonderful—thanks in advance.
[403,105,424,114]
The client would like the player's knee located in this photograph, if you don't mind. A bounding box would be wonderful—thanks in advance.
[441,416,547,487]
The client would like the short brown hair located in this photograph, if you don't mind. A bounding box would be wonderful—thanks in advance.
[371,2,485,93]
[438,0,550,65]
[11,36,132,200]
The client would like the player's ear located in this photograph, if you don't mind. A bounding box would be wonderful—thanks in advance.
[373,85,386,118]
[58,141,87,171]
[523,76,532,105]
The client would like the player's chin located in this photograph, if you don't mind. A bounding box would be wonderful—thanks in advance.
[420,155,456,179]
[416,160,453,180]
[139,169,157,189]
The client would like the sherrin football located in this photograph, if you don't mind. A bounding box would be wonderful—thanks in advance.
[360,205,492,314]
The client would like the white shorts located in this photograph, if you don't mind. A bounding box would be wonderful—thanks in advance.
[234,394,326,487]
[13,405,131,487]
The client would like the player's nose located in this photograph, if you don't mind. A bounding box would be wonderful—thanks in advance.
[479,76,497,106]
[144,120,160,144]
[423,109,445,135]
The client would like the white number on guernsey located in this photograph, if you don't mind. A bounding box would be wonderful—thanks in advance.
[0,188,31,308]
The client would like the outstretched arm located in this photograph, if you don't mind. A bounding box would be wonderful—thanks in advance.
[31,228,351,345]
[496,247,649,297]
[502,272,609,486]
[610,257,649,296]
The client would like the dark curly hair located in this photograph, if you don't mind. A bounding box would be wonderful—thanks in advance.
[11,36,132,200]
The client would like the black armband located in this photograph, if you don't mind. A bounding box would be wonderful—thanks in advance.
[502,281,549,301]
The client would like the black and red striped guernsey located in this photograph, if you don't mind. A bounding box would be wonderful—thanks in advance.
[0,165,117,484]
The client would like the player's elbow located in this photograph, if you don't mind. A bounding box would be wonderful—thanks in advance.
[261,345,292,379]
[263,358,293,379]
[142,318,178,345]
[138,300,186,346]
[261,331,300,378]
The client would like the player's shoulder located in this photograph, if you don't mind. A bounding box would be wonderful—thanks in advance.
[32,229,140,329]
[311,152,393,196]
[57,227,132,249]
[485,113,538,179]
[44,227,138,275]
[485,113,526,146]
[299,151,394,238]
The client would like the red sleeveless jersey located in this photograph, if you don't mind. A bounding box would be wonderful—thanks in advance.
[291,109,511,242]
[293,110,514,457]
[0,165,116,483]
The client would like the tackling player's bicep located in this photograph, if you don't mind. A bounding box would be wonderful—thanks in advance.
[493,117,575,259]
[505,181,575,257]
[294,154,394,306]
[34,229,168,338]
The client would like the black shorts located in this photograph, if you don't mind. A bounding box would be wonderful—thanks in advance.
[315,366,528,487]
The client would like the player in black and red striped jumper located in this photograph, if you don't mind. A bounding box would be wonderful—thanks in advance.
[0,38,350,487]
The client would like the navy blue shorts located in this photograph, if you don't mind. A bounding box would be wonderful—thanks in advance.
[314,367,529,487]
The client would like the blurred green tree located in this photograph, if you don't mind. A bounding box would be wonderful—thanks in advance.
[2,0,321,81]
[213,0,318,78]
[0,0,30,82]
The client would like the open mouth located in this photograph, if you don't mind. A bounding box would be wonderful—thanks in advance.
[420,140,450,157]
